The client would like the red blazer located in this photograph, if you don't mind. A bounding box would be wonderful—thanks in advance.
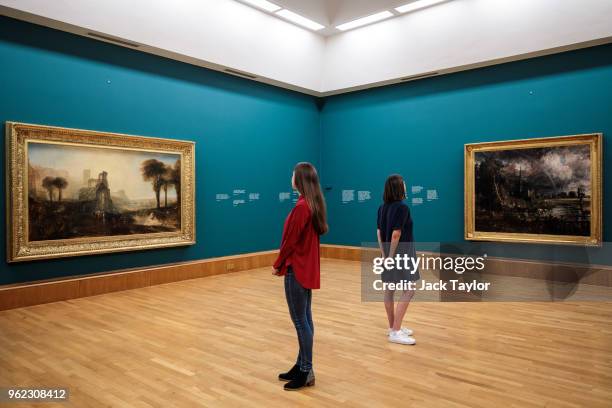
[274,196,320,289]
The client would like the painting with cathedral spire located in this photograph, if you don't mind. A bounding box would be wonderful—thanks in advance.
[6,122,195,262]
[464,134,602,246]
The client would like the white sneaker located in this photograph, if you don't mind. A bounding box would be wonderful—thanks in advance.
[387,327,413,336]
[388,330,416,345]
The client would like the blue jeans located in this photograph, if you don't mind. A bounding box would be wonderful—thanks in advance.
[284,266,313,372]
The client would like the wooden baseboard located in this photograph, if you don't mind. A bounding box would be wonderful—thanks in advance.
[0,250,279,311]
[3,244,610,311]
[319,244,612,287]
[0,244,360,311]
[320,244,363,261]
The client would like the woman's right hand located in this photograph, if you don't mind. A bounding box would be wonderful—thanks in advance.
[272,267,282,276]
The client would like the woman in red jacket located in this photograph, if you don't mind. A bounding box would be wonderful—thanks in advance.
[273,162,328,391]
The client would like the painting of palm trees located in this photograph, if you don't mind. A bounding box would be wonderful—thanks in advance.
[465,134,602,245]
[7,122,195,262]
[141,158,182,209]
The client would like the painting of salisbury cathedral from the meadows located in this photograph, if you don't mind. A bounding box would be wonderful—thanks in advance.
[27,142,182,241]
[7,122,195,262]
[464,133,602,246]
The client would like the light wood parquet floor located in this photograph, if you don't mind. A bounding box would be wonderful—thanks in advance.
[1,259,611,407]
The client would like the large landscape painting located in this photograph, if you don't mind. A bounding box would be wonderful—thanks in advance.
[28,143,182,241]
[465,134,602,245]
[6,122,195,262]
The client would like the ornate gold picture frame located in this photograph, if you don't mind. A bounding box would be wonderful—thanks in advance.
[6,122,196,262]
[465,133,602,246]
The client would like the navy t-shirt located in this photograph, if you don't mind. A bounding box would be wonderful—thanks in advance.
[377,200,415,257]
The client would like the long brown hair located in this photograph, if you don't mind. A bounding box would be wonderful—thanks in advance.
[293,162,328,235]
[383,174,406,203]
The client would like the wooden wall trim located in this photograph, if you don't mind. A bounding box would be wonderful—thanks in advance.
[319,244,612,286]
[2,244,610,311]
[0,250,278,311]
[320,244,363,261]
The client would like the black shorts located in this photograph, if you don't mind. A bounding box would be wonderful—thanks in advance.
[381,264,420,284]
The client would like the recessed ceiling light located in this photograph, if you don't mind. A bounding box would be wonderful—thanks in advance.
[336,11,394,31]
[241,0,281,13]
[276,9,325,31]
[395,0,446,14]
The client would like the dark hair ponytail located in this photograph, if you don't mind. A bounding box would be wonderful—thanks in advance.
[294,162,328,235]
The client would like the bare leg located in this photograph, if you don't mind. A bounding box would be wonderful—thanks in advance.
[392,289,415,331]
[384,289,395,329]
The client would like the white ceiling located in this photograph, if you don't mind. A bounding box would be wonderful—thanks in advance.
[1,0,611,96]
[251,0,412,36]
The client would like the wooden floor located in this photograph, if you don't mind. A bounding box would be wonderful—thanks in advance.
[1,259,611,407]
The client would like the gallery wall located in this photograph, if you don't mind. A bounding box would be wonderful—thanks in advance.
[320,43,612,266]
[2,16,612,286]
[0,16,320,285]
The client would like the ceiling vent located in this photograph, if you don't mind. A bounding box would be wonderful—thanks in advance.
[87,32,140,48]
[224,68,258,79]
[399,72,439,82]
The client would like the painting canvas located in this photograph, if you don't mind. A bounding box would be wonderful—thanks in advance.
[465,134,602,245]
[6,122,195,262]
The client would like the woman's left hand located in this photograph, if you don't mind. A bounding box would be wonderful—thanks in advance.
[272,267,282,276]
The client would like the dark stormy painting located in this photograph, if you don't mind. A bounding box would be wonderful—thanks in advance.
[28,142,182,241]
[474,144,591,236]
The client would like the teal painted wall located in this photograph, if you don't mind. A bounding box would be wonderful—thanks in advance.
[2,16,612,285]
[0,17,320,285]
[320,44,612,265]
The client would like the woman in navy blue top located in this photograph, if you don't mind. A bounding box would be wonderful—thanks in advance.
[377,174,420,345]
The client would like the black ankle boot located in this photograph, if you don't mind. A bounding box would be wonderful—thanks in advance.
[284,369,315,391]
[278,364,300,382]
